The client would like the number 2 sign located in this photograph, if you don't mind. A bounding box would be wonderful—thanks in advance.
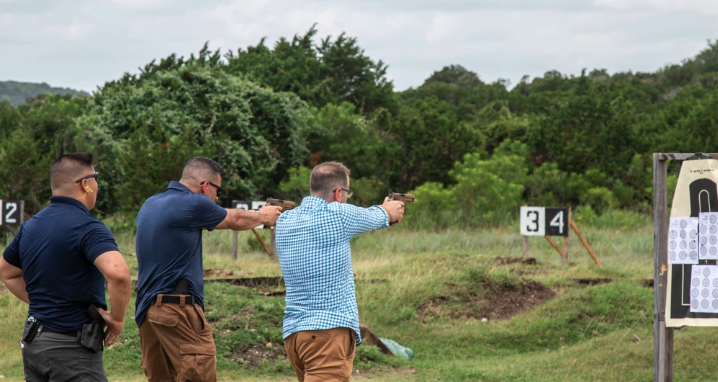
[0,200,24,225]
[520,206,569,237]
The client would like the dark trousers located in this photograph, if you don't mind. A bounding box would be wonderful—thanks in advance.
[22,331,107,382]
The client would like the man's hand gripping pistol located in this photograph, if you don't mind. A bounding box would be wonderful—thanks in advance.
[262,197,296,228]
[387,192,414,225]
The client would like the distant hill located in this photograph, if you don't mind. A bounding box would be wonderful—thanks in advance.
[0,81,90,106]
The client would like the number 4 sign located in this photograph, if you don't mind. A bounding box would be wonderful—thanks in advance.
[0,200,24,225]
[519,205,601,266]
[545,207,568,236]
[520,206,569,237]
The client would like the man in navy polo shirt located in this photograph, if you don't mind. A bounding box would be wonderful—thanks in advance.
[0,152,132,382]
[135,156,282,382]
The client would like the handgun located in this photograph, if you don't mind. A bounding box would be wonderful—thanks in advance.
[262,197,296,228]
[387,193,415,225]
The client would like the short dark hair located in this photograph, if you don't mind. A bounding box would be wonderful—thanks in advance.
[50,152,94,190]
[310,162,350,197]
[181,156,225,182]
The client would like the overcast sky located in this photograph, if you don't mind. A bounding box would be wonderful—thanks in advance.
[1,0,715,93]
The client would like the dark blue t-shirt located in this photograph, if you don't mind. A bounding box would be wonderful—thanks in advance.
[2,197,119,332]
[134,181,228,327]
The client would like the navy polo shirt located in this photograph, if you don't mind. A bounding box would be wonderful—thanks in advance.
[2,197,119,332]
[134,181,228,327]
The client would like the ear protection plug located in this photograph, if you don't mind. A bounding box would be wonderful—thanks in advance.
[85,186,94,193]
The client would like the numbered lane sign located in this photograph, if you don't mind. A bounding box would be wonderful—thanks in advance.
[520,206,545,236]
[520,206,569,237]
[232,200,250,210]
[232,200,266,229]
[1,200,24,225]
[545,207,569,237]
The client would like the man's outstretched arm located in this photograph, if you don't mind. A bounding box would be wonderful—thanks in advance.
[215,205,282,231]
[340,198,405,238]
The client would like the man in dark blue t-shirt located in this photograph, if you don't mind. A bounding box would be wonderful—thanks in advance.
[135,156,281,382]
[0,152,131,382]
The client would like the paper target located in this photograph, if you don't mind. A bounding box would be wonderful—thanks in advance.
[699,212,718,260]
[690,265,718,313]
[669,217,699,264]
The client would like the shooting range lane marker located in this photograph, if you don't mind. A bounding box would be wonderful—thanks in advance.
[520,206,599,266]
[230,200,275,260]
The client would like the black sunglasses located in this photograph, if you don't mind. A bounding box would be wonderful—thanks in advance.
[333,188,354,199]
[202,181,224,197]
[75,172,99,183]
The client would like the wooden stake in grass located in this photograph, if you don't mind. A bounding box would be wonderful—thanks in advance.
[569,219,601,266]
[253,228,273,259]
[232,228,274,260]
[232,231,238,260]
[522,236,529,259]
[544,235,564,260]
[561,208,571,265]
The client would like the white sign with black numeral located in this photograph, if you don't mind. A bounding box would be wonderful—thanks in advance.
[232,200,251,210]
[520,206,545,236]
[1,200,24,225]
[520,206,569,237]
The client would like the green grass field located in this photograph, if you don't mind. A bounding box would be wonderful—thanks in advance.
[3,221,718,381]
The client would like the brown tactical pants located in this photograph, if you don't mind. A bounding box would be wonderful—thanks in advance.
[284,327,357,382]
[139,295,216,382]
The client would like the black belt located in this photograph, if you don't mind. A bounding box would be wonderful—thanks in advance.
[42,326,80,338]
[151,294,197,305]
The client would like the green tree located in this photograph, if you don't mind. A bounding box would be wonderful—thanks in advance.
[225,25,397,115]
[77,50,311,213]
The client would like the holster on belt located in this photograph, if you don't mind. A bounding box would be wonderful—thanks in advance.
[172,278,189,294]
[80,304,105,353]
[21,317,40,345]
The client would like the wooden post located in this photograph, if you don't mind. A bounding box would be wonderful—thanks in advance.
[232,231,238,261]
[270,227,277,259]
[252,228,273,259]
[522,236,529,259]
[544,236,564,258]
[562,211,569,265]
[19,201,25,225]
[653,153,673,382]
[569,219,602,266]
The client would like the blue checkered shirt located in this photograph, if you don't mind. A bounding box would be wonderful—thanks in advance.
[276,196,389,345]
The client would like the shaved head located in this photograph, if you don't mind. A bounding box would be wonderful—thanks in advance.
[181,157,225,183]
[50,152,94,191]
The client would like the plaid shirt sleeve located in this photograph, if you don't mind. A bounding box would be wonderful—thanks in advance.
[336,203,389,238]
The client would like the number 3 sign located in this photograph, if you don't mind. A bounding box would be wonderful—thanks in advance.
[1,200,24,225]
[520,206,569,237]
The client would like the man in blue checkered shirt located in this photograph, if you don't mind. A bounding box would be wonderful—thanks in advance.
[276,162,405,382]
